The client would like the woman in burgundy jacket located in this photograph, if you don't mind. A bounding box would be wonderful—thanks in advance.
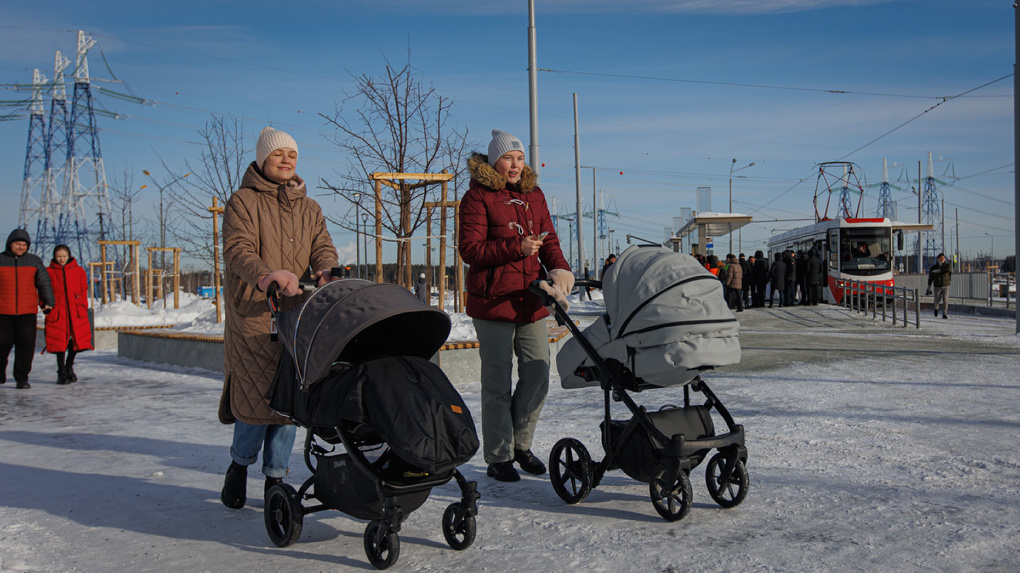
[45,245,93,384]
[458,130,574,482]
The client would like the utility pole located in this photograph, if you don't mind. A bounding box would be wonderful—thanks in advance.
[573,93,585,273]
[527,0,540,176]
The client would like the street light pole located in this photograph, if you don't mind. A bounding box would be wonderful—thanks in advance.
[353,193,362,278]
[361,212,369,281]
[729,159,756,254]
[985,233,994,267]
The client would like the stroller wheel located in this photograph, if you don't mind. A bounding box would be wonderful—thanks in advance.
[441,502,477,550]
[549,438,593,504]
[705,453,749,508]
[364,519,400,570]
[649,465,693,522]
[264,483,304,547]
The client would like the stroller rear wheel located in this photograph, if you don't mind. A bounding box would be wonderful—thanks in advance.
[649,465,693,522]
[705,452,748,508]
[364,519,400,570]
[549,438,593,504]
[441,502,477,550]
[264,483,304,547]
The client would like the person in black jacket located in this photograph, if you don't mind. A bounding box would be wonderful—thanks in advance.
[1,229,55,389]
[795,250,809,305]
[806,248,823,305]
[738,253,751,307]
[769,252,786,308]
[783,251,797,305]
[926,253,952,318]
[752,250,769,307]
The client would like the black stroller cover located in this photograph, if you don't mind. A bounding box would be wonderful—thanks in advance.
[276,279,452,389]
[269,279,478,475]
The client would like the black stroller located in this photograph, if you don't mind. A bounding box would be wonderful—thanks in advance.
[264,277,480,569]
[534,246,748,522]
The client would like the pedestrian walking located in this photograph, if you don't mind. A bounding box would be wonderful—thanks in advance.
[0,229,54,389]
[926,253,952,319]
[45,245,93,384]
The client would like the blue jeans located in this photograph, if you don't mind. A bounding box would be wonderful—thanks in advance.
[229,420,297,479]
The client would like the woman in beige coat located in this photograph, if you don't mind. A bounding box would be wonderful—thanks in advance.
[219,126,338,509]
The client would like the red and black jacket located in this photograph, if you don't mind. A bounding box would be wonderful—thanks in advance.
[0,229,55,315]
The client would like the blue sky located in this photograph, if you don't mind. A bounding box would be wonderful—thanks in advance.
[1,0,1014,268]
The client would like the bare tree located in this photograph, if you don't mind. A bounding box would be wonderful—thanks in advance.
[163,116,250,267]
[320,51,471,287]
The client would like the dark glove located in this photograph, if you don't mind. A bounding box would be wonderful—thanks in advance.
[925,288,932,296]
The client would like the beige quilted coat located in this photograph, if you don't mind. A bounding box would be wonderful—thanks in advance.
[217,163,338,425]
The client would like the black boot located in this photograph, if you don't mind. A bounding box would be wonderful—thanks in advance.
[486,461,520,482]
[56,368,69,385]
[514,449,547,475]
[66,365,77,383]
[220,462,248,509]
[265,476,283,494]
[16,380,30,389]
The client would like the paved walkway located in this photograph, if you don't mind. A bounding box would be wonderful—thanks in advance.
[729,303,1019,373]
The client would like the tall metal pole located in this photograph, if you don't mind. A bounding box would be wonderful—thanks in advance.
[355,200,361,278]
[1014,1,1020,332]
[917,161,922,273]
[573,93,585,273]
[592,168,597,270]
[528,0,540,176]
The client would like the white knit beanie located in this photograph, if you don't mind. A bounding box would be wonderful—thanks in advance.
[487,129,525,166]
[256,126,299,169]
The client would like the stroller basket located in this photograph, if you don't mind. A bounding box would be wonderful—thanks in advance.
[602,405,714,483]
[313,449,431,521]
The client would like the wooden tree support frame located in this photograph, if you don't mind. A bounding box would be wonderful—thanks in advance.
[146,247,182,309]
[424,199,463,313]
[209,197,225,323]
[368,171,460,310]
[97,240,142,305]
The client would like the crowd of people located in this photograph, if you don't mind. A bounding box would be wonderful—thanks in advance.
[692,247,825,310]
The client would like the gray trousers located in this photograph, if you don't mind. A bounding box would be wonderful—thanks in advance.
[473,318,550,464]
[933,286,949,315]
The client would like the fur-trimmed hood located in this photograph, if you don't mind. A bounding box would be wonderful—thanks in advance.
[468,152,538,193]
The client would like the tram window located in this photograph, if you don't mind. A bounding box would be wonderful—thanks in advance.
[840,228,892,276]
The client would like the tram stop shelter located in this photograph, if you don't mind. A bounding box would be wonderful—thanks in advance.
[670,212,753,256]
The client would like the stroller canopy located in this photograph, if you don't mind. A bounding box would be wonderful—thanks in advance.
[276,279,451,389]
[557,245,740,388]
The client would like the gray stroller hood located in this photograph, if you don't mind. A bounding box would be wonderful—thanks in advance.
[557,246,740,388]
[276,279,451,389]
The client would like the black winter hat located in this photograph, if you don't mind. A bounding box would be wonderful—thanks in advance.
[6,228,31,251]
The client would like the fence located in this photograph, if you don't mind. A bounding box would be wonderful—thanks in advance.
[838,279,921,329]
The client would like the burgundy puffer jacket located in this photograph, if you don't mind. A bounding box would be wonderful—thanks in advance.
[459,153,570,323]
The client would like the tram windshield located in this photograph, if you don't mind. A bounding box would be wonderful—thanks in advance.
[840,227,891,276]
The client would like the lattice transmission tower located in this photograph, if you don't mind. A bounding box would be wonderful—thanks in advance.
[875,157,898,221]
[919,151,943,272]
[18,69,48,232]
[35,51,72,259]
[63,30,111,263]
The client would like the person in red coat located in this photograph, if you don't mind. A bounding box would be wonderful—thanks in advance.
[45,245,93,384]
[458,129,574,482]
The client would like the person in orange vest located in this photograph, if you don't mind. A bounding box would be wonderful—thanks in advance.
[1,229,54,389]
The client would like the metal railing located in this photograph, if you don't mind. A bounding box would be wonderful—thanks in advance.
[837,279,921,329]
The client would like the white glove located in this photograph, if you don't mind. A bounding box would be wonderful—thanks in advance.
[538,281,570,313]
[258,269,301,296]
[548,269,575,295]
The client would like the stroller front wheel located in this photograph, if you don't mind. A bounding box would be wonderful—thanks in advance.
[441,502,477,550]
[649,465,693,522]
[549,438,593,504]
[264,483,304,547]
[364,519,400,569]
[705,452,749,508]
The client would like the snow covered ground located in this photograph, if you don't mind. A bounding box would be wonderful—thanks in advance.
[2,295,1019,572]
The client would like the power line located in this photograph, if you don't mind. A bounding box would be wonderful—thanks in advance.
[537,67,1011,100]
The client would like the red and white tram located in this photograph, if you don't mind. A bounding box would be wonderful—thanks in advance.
[768,217,893,304]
